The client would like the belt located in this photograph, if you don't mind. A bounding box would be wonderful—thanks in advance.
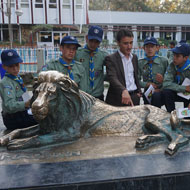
[128,89,138,95]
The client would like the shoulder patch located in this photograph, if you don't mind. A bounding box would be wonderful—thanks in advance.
[79,58,85,63]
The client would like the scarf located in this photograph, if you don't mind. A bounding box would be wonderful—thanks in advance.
[5,73,26,92]
[84,45,98,88]
[144,56,158,82]
[59,57,74,80]
[176,59,190,84]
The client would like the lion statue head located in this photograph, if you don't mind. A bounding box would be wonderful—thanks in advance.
[32,71,95,137]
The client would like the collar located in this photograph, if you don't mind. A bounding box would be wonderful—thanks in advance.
[175,58,190,72]
[59,57,75,66]
[84,44,99,53]
[144,56,160,65]
[118,49,133,60]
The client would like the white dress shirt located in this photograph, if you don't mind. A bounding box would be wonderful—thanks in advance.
[118,50,137,91]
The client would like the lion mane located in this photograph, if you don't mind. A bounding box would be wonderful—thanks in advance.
[32,71,95,137]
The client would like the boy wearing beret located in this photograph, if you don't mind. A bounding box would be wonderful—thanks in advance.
[44,35,87,92]
[0,49,37,130]
[138,37,168,107]
[163,43,190,112]
[75,25,108,101]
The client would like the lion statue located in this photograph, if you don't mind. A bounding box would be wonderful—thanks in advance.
[0,71,189,155]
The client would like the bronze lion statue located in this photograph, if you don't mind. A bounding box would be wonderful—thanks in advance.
[0,71,189,155]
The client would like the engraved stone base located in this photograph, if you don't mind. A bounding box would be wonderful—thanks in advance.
[1,135,190,189]
[0,136,166,165]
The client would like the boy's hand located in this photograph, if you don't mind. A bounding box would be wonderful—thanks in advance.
[185,86,190,92]
[146,82,158,89]
[25,100,31,109]
[156,73,163,84]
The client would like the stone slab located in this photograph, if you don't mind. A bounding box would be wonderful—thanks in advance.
[0,134,190,190]
[1,149,190,189]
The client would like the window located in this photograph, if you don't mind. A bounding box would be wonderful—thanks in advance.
[10,0,15,8]
[35,0,43,8]
[76,0,82,9]
[21,0,29,8]
[49,0,57,8]
[38,32,52,42]
[5,0,15,8]
[62,0,70,9]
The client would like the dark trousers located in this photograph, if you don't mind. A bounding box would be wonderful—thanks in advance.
[129,91,140,106]
[95,94,104,101]
[2,110,38,130]
[162,89,189,113]
[143,91,165,108]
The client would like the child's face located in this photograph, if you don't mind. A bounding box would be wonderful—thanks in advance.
[144,44,157,57]
[173,53,188,67]
[60,44,77,63]
[3,63,20,76]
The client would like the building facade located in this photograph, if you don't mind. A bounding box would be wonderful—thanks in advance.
[0,0,190,48]
[0,0,89,47]
[89,11,190,47]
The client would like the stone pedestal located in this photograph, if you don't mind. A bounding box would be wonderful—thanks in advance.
[1,136,190,189]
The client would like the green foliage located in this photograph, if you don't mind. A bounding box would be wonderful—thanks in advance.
[89,0,190,13]
[32,24,53,33]
[101,39,109,47]
[89,0,152,12]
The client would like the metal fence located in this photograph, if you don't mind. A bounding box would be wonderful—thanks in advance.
[0,48,38,73]
[0,48,168,73]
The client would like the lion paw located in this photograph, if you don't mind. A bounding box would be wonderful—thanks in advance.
[135,134,165,149]
[0,129,21,146]
[7,135,39,150]
[135,135,151,148]
[0,136,11,146]
[165,136,189,156]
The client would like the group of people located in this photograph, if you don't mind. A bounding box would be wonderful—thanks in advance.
[0,25,190,131]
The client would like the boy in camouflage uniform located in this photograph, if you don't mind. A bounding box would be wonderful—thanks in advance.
[163,43,190,112]
[75,25,108,101]
[0,49,37,130]
[138,37,168,108]
[44,36,87,92]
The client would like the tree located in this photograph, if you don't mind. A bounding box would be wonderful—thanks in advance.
[89,0,190,13]
[89,0,152,12]
[159,0,181,13]
[177,0,190,13]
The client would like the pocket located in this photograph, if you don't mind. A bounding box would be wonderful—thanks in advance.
[94,69,103,79]
[16,91,24,101]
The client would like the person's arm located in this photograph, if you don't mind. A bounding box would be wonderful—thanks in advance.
[0,83,25,114]
[121,89,134,106]
[103,51,109,81]
[105,55,126,94]
[163,64,186,92]
[106,55,133,106]
[138,60,149,88]
[155,58,169,86]
[78,66,87,92]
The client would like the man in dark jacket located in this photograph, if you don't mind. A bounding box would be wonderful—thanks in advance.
[105,29,141,106]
